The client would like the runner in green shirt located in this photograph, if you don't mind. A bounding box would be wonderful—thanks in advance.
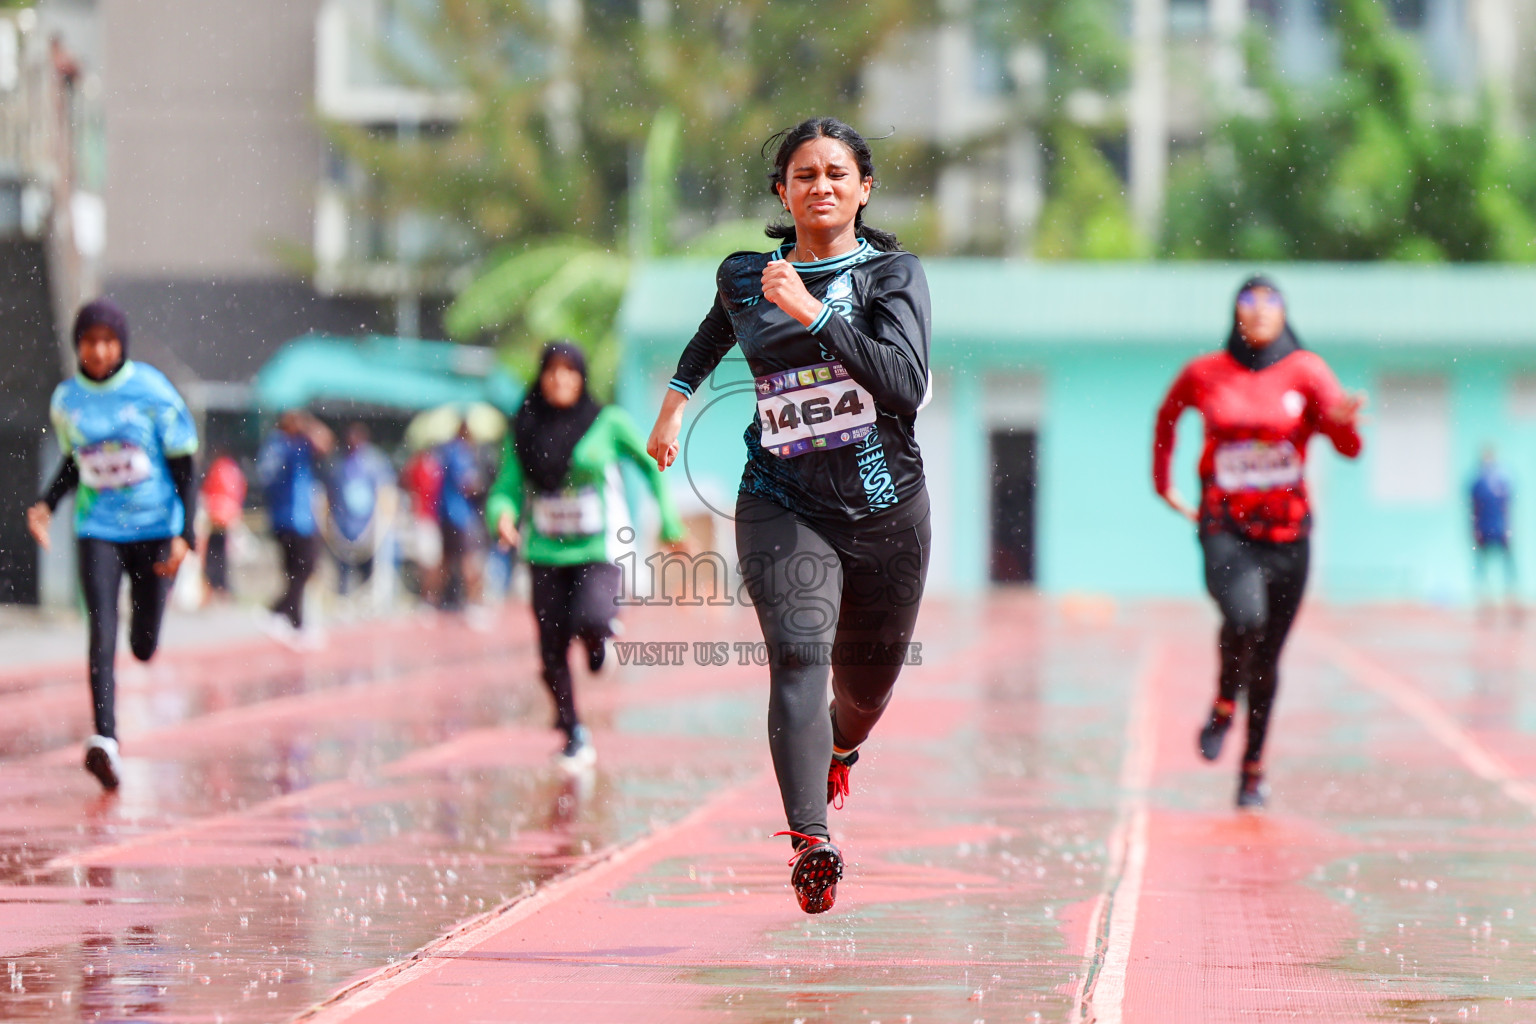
[488,342,685,769]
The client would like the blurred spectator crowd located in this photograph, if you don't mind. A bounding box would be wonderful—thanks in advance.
[192,408,510,639]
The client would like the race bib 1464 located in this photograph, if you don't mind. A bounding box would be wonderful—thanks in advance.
[1213,439,1303,492]
[755,361,877,459]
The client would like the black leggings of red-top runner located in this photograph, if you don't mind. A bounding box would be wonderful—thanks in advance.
[736,490,930,847]
[1201,531,1309,766]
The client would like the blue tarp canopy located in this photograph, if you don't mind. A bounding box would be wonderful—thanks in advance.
[254,334,522,413]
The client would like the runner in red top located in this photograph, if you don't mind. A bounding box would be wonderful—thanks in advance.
[200,452,247,598]
[1152,275,1364,808]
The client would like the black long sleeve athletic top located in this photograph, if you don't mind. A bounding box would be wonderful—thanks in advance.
[669,240,931,525]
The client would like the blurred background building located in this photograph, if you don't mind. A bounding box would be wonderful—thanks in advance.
[1,0,1534,605]
[620,262,1536,602]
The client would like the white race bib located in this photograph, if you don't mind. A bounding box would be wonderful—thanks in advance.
[755,360,877,459]
[76,441,153,491]
[1213,440,1302,492]
[531,487,603,537]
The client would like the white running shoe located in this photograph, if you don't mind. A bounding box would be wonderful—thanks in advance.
[260,613,301,650]
[556,725,597,773]
[295,626,327,652]
[83,735,122,792]
[464,604,495,633]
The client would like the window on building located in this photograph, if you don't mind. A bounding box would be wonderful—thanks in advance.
[1508,375,1536,420]
[1370,374,1449,504]
[1169,0,1209,36]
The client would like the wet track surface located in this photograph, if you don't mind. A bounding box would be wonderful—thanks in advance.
[2,596,1536,1022]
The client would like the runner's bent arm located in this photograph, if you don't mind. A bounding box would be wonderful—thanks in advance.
[810,255,930,416]
[40,391,79,509]
[38,457,79,511]
[27,456,78,549]
[1305,356,1363,458]
[154,377,200,546]
[485,437,525,532]
[1152,368,1196,497]
[654,292,738,470]
[167,455,198,544]
[611,408,685,544]
[667,292,737,400]
[28,393,77,547]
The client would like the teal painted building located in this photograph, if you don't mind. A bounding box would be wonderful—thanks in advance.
[617,262,1536,602]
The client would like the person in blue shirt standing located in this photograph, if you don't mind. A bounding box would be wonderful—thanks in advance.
[25,299,199,792]
[258,410,335,638]
[435,421,487,611]
[1470,446,1517,617]
[327,422,396,597]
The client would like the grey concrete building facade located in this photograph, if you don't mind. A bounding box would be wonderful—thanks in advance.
[99,0,388,423]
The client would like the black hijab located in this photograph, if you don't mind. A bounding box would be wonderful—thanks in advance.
[1225,275,1302,372]
[73,298,131,381]
[513,341,602,492]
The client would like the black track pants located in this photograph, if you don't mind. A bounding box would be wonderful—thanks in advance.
[272,530,316,629]
[78,536,173,739]
[204,530,230,592]
[736,490,930,843]
[1201,531,1309,767]
[530,562,621,737]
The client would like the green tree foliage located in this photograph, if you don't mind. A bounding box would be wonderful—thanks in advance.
[1034,126,1145,259]
[335,0,930,252]
[1164,0,1536,261]
[968,0,1143,258]
[440,107,765,393]
[331,0,933,386]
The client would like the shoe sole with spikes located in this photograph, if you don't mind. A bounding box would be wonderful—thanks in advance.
[791,841,844,914]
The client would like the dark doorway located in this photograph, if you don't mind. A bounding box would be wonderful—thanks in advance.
[0,238,61,604]
[989,429,1037,584]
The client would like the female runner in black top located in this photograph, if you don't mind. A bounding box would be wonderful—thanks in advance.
[648,117,932,914]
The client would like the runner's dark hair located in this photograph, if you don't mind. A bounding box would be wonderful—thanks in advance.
[763,118,901,253]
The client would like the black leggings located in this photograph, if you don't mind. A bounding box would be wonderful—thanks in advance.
[530,563,621,737]
[78,537,173,739]
[204,530,230,592]
[1201,531,1309,767]
[272,530,316,628]
[736,490,930,843]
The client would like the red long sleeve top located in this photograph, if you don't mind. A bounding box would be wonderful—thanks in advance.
[1152,350,1362,543]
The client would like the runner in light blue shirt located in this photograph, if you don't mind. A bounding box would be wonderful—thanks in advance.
[49,356,198,542]
[26,299,199,792]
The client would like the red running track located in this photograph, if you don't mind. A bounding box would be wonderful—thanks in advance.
[2,597,1536,1022]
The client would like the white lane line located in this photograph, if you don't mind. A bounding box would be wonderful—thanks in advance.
[1317,634,1536,812]
[1089,804,1150,1024]
[294,769,770,1024]
[1073,643,1163,1023]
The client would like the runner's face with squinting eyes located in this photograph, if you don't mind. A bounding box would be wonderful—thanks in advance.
[776,137,872,243]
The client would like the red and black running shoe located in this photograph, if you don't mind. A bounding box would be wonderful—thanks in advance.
[1198,699,1235,762]
[774,831,843,914]
[1237,763,1269,809]
[827,749,858,808]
